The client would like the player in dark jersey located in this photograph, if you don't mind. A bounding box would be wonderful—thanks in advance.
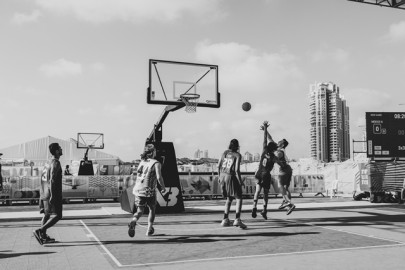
[33,143,63,245]
[266,130,296,215]
[217,139,247,229]
[252,121,278,220]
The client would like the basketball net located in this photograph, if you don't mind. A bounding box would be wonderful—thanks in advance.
[180,93,200,113]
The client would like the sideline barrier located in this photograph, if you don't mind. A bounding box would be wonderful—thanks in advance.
[179,172,325,198]
[0,174,132,204]
[356,162,405,193]
[1,168,325,204]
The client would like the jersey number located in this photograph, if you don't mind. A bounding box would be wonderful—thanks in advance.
[221,158,233,169]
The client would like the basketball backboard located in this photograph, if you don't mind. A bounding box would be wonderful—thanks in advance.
[148,59,220,108]
[77,133,104,149]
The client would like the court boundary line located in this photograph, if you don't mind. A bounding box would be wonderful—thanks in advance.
[80,217,405,268]
[119,243,405,268]
[280,218,405,245]
[79,220,123,267]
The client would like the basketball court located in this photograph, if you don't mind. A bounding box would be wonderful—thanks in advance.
[80,206,405,269]
[3,204,402,269]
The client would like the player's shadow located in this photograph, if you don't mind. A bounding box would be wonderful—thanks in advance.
[47,231,319,247]
[153,219,229,226]
[48,237,244,247]
[292,211,405,227]
[0,251,55,259]
[169,231,320,238]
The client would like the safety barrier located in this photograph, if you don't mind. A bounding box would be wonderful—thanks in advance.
[356,162,405,193]
[179,172,325,199]
[0,167,325,205]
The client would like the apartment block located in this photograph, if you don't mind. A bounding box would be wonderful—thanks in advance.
[309,82,350,162]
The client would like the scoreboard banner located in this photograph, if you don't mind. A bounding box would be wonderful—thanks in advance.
[366,112,405,160]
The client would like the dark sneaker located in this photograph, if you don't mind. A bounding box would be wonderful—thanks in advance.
[260,211,268,220]
[279,201,289,210]
[146,226,155,236]
[44,234,55,243]
[286,204,296,215]
[128,220,136,238]
[33,229,44,245]
[251,208,257,218]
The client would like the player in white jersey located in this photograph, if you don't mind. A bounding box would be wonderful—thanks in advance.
[128,144,166,237]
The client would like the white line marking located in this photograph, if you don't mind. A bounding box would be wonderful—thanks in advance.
[282,219,405,245]
[120,243,405,268]
[79,220,123,267]
[80,216,405,268]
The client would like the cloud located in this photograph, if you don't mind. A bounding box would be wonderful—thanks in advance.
[39,58,83,77]
[208,121,223,131]
[309,47,350,64]
[195,40,304,94]
[344,87,392,129]
[385,21,405,42]
[35,0,226,24]
[78,108,95,115]
[90,62,106,72]
[103,104,130,115]
[11,10,42,24]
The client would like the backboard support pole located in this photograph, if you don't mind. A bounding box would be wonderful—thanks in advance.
[146,104,185,143]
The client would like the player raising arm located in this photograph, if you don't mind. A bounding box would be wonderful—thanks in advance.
[265,128,296,215]
[252,121,278,220]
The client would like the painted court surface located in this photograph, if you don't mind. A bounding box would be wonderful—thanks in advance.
[1,203,405,269]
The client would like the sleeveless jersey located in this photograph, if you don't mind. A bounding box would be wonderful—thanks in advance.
[133,159,159,197]
[219,150,241,175]
[40,159,62,200]
[276,149,292,174]
[257,150,275,175]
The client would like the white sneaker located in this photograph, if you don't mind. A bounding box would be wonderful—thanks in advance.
[233,218,247,229]
[221,218,231,227]
[286,204,296,215]
[146,226,154,236]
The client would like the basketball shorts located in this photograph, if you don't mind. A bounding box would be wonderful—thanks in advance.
[279,171,293,188]
[135,195,157,208]
[255,172,272,190]
[220,173,242,199]
[43,199,63,217]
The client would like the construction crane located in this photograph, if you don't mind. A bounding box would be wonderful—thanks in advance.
[348,0,405,10]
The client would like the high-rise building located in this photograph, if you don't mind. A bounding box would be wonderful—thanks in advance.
[309,82,350,162]
[243,151,253,162]
[194,149,209,159]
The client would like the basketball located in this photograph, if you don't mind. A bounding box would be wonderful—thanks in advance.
[242,102,251,111]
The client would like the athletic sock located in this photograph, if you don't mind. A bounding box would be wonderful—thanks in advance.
[224,213,229,219]
[236,212,241,219]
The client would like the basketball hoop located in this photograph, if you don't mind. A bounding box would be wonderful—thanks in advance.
[180,93,200,113]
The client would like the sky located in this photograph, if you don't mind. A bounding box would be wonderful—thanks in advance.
[1,0,405,162]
